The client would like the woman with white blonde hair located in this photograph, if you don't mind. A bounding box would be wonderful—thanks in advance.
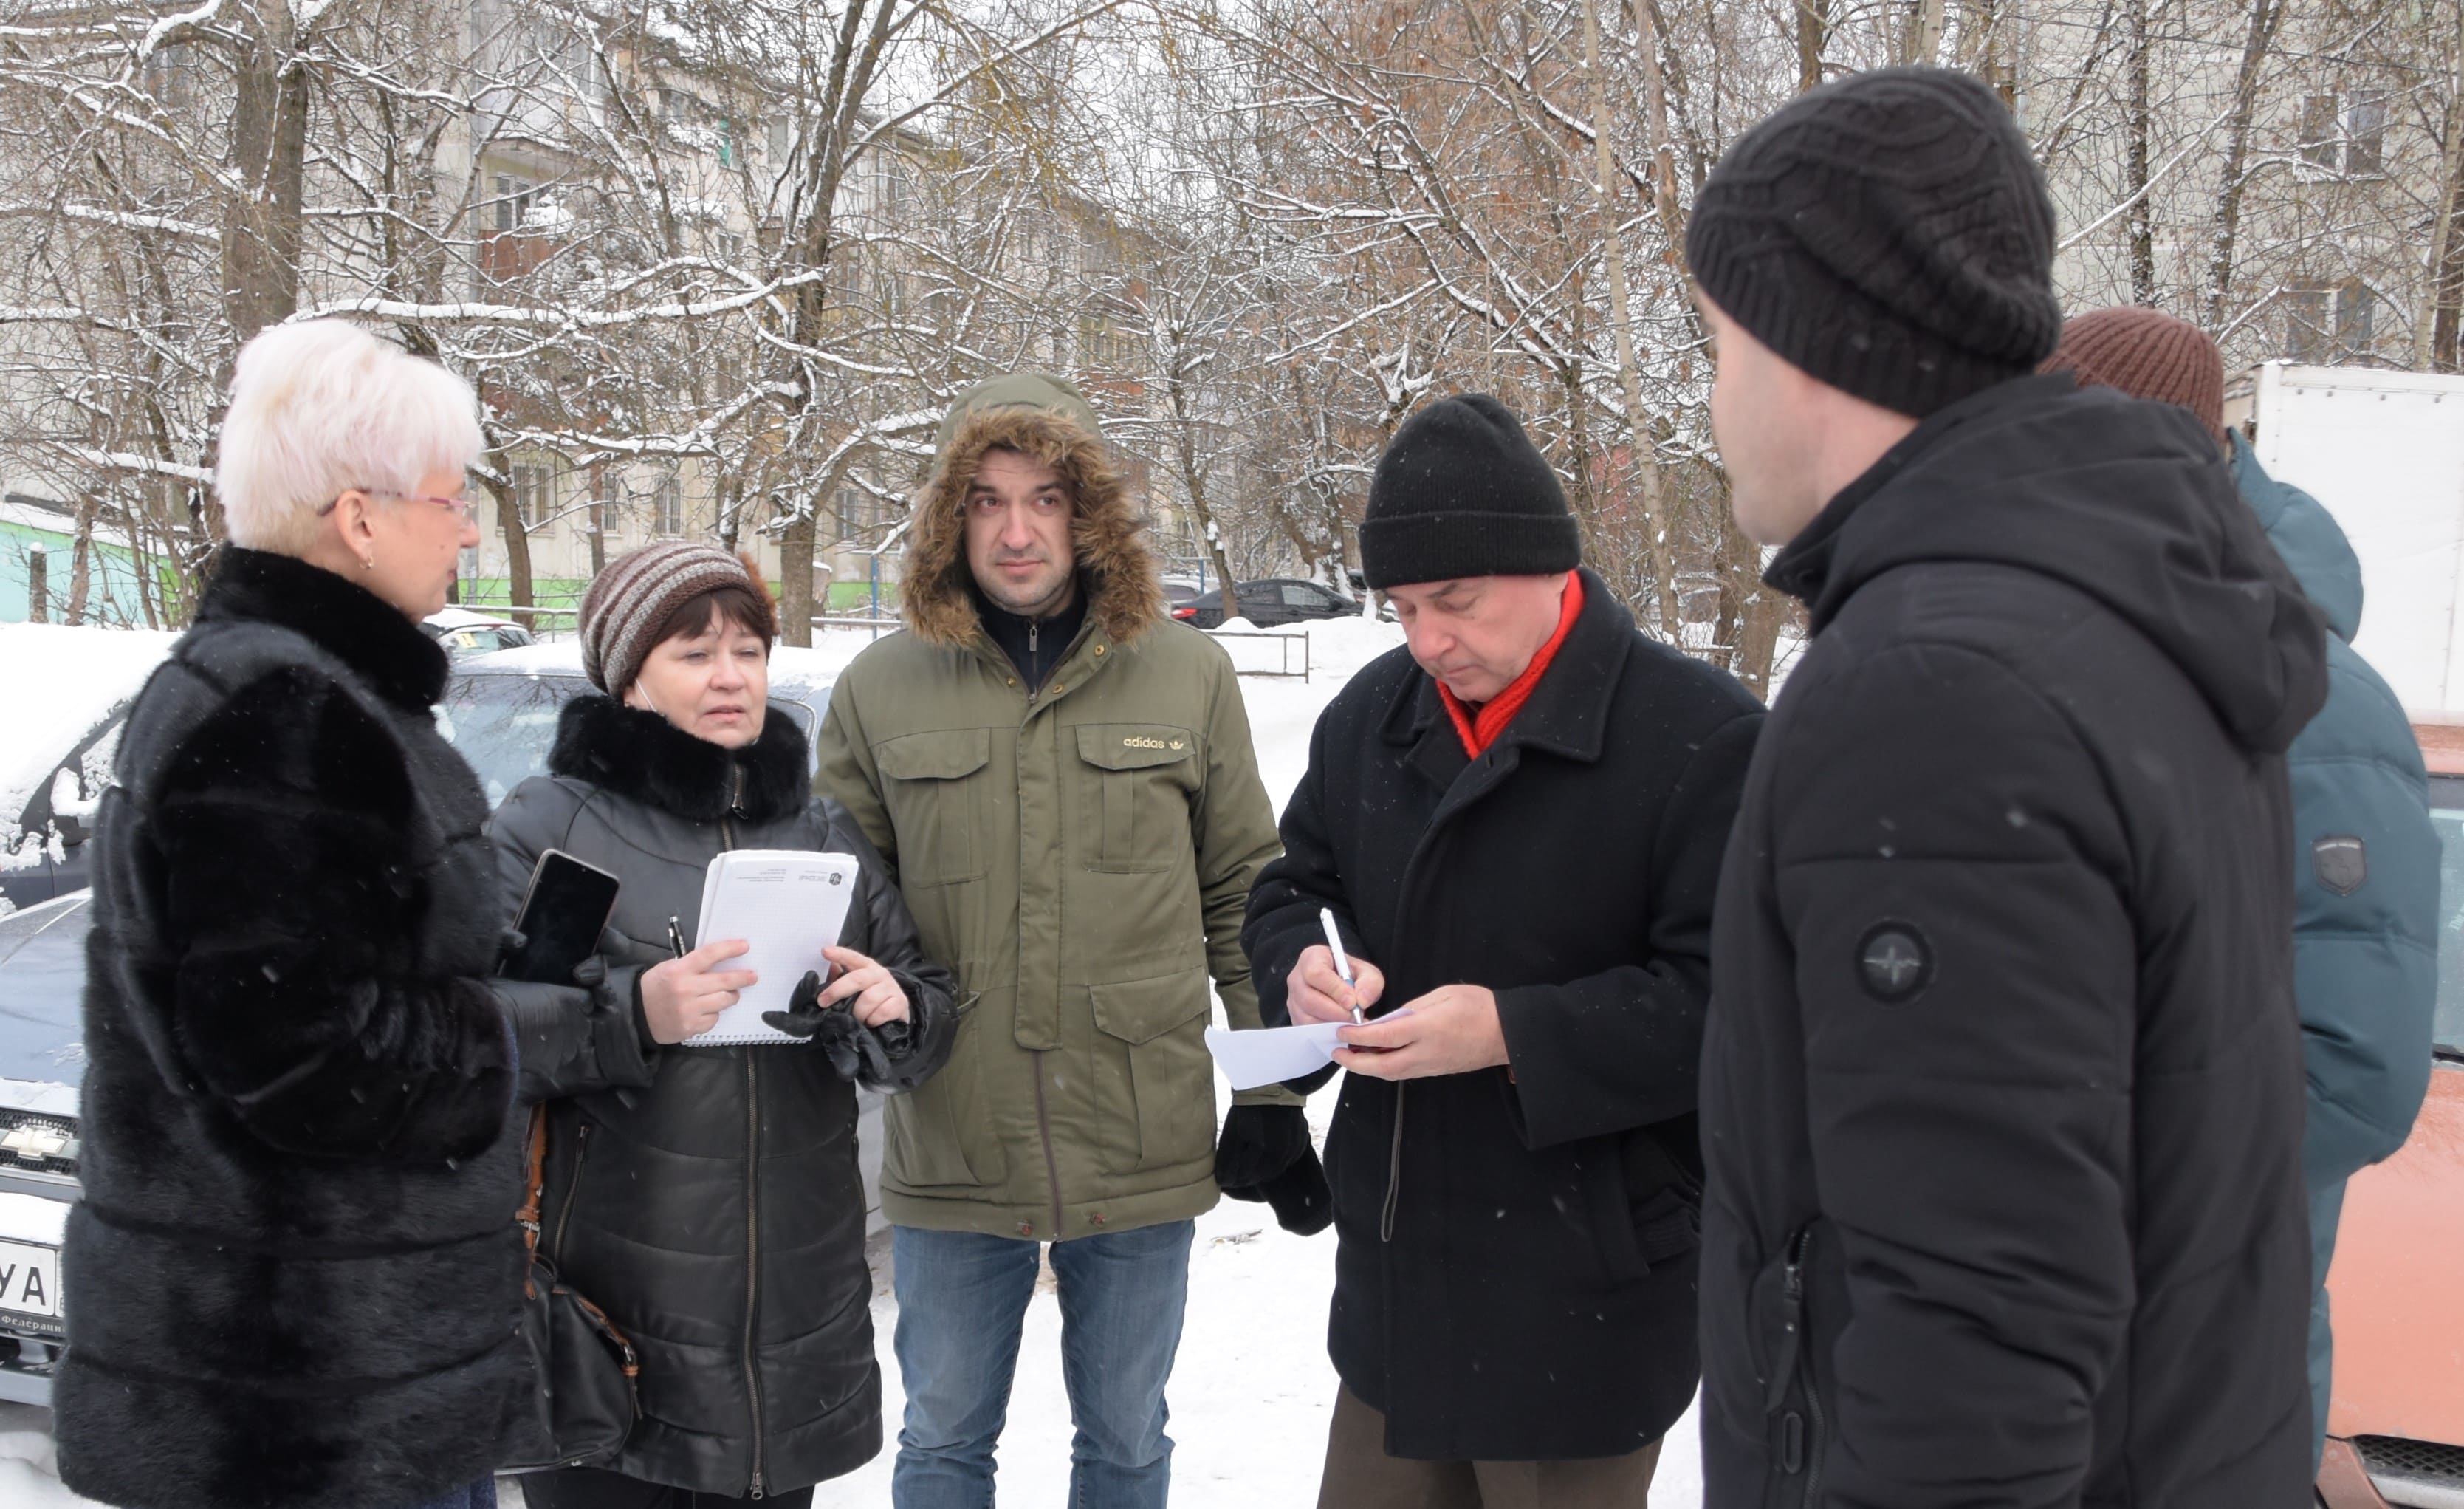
[56,319,576,1509]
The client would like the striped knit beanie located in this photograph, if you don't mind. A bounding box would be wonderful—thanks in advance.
[2042,307,2228,444]
[580,541,760,694]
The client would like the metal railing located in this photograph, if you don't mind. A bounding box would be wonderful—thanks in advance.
[800,615,1314,679]
[811,614,905,640]
[1209,628,1311,682]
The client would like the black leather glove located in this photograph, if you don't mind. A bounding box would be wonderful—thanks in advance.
[1216,1106,1334,1236]
[766,970,899,1084]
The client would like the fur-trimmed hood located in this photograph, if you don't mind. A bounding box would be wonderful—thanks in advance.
[548,694,811,825]
[901,405,1167,649]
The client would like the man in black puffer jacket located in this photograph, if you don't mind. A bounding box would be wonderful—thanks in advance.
[1689,69,2326,1508]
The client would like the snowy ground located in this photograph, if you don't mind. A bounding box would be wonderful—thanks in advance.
[1,612,1706,1507]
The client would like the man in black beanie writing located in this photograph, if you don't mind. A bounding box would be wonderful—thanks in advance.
[1690,67,2326,1508]
[1243,394,1762,1505]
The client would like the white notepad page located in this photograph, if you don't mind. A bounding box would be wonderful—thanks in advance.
[683,849,862,1047]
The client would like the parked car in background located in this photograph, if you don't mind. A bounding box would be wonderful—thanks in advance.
[2313,716,2464,1509]
[422,606,535,658]
[1173,577,1361,629]
[0,625,178,912]
[0,638,854,1408]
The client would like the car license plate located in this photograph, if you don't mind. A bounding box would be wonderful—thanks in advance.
[0,1240,59,1319]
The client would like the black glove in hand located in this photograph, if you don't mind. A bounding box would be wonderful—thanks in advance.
[1215,1104,1311,1188]
[1215,1105,1334,1236]
[766,970,898,1084]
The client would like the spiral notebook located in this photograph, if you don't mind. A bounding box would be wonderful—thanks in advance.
[683,849,862,1047]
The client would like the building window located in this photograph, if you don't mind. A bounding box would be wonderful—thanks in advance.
[2285,282,2381,362]
[493,174,536,232]
[2346,91,2386,177]
[2300,89,2389,177]
[512,462,555,529]
[2336,280,2378,355]
[144,43,197,109]
[768,117,792,162]
[653,476,683,535]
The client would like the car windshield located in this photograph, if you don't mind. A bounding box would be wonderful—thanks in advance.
[2426,776,2464,1057]
[434,672,823,810]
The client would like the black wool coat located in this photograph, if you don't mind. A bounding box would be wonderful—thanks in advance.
[59,548,527,1509]
[489,696,956,1497]
[1700,377,2329,1509]
[1245,570,1763,1462]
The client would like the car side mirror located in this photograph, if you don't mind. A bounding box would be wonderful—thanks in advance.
[49,768,97,847]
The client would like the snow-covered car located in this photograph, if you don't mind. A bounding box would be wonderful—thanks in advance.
[0,624,179,912]
[422,606,536,659]
[0,640,855,1407]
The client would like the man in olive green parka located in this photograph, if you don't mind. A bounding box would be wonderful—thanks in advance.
[814,373,1306,1508]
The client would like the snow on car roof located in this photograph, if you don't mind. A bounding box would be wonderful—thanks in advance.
[423,606,524,631]
[0,623,179,824]
[453,637,862,685]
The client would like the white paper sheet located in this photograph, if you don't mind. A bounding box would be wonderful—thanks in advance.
[684,849,860,1047]
[1204,1022,1351,1091]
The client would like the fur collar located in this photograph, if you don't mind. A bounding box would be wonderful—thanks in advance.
[900,406,1166,649]
[548,694,811,824]
[195,547,451,711]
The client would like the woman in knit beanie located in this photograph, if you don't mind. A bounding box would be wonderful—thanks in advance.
[489,541,958,1508]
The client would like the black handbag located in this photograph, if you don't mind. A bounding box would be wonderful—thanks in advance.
[501,1107,641,1474]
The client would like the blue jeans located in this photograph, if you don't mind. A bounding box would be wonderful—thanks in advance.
[398,1478,495,1509]
[891,1220,1195,1509]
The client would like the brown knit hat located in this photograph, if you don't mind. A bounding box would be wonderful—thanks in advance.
[580,541,762,694]
[2042,307,2226,443]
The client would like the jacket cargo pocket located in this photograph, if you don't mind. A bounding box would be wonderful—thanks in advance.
[1088,968,1215,1173]
[1073,725,1197,874]
[885,996,1004,1188]
[1588,1129,1703,1284]
[875,729,991,886]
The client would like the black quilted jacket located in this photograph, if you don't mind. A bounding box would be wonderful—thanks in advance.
[490,694,955,1496]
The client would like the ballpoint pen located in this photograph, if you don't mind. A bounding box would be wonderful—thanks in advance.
[667,916,687,959]
[1320,906,1363,1024]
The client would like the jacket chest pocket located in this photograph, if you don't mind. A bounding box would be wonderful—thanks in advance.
[875,729,992,886]
[1073,724,1196,874]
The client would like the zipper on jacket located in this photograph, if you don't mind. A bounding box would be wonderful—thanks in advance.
[1379,1085,1407,1242]
[743,1048,766,1498]
[722,760,745,851]
[552,1120,592,1264]
[1777,1223,1823,1508]
[1031,1053,1065,1236]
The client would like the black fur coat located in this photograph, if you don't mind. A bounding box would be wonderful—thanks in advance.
[59,548,528,1509]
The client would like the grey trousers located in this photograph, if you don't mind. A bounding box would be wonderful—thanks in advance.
[1314,1386,1664,1509]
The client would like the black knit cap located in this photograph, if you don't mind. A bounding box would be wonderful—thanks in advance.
[1359,394,1581,589]
[1686,66,2061,419]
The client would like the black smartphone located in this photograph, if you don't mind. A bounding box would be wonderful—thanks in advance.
[502,849,622,985]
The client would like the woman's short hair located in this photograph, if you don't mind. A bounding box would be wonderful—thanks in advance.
[648,575,779,659]
[216,320,484,555]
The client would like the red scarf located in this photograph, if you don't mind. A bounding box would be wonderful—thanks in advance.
[1436,572,1584,759]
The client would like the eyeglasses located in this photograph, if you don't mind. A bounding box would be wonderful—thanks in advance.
[319,488,478,520]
